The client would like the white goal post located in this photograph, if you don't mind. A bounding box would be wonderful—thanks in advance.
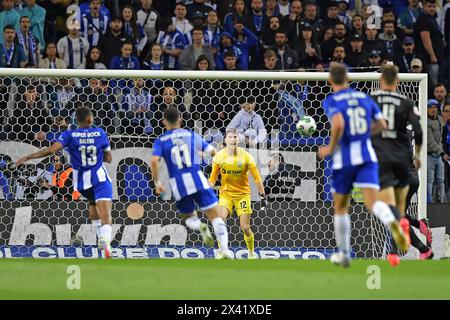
[0,68,428,259]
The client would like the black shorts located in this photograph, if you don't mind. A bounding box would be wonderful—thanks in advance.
[379,162,411,189]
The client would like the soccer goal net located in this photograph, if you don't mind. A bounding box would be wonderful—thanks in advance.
[0,69,427,259]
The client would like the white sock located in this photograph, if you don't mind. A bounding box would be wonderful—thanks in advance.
[211,217,229,251]
[99,224,112,243]
[334,214,351,257]
[372,201,396,226]
[92,219,102,238]
[185,215,201,231]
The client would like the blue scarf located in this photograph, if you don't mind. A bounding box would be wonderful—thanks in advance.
[2,43,15,67]
[18,31,37,67]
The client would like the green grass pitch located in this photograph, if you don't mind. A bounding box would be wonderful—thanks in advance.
[0,259,449,299]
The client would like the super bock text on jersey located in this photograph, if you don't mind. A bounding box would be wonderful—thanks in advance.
[57,127,113,203]
[152,128,218,214]
[322,88,382,194]
[371,90,423,189]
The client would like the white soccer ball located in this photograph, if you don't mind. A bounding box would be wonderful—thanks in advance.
[296,116,317,136]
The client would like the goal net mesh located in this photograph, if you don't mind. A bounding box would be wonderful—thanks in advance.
[0,73,421,259]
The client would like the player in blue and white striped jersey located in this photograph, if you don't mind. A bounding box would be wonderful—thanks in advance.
[150,107,232,259]
[16,106,114,258]
[318,64,409,267]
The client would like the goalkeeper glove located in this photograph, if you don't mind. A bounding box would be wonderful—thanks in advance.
[260,194,268,211]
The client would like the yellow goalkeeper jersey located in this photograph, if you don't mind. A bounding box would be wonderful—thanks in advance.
[209,147,262,196]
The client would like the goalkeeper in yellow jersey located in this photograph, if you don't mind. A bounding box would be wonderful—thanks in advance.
[208,129,267,259]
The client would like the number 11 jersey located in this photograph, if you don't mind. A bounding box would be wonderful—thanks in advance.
[152,128,214,201]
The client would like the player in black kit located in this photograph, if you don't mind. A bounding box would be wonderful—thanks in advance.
[371,64,423,266]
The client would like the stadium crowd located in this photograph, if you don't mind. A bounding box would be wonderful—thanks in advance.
[1,0,450,202]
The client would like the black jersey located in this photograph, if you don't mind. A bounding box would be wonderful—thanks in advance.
[371,90,423,163]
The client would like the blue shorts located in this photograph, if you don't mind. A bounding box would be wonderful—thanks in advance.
[176,188,218,214]
[331,162,380,195]
[79,181,113,204]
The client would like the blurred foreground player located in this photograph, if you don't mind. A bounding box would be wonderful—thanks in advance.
[16,106,114,258]
[371,64,423,266]
[150,107,233,259]
[318,63,409,268]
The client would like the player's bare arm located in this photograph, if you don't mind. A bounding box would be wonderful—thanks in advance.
[371,118,387,135]
[15,142,64,166]
[103,150,113,163]
[318,113,344,159]
[150,155,165,194]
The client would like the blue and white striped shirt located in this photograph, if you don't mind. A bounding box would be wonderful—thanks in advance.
[152,129,214,201]
[323,88,382,170]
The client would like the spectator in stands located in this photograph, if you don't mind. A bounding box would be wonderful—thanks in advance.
[223,0,252,34]
[10,83,50,143]
[203,10,222,55]
[20,0,45,54]
[320,1,340,31]
[77,0,110,21]
[351,14,364,36]
[17,15,39,68]
[345,33,367,69]
[364,24,387,60]
[187,0,214,21]
[215,32,242,70]
[321,21,348,63]
[248,0,265,37]
[277,0,291,17]
[411,57,435,96]
[80,0,109,46]
[281,0,303,48]
[179,26,215,70]
[122,5,147,57]
[98,16,134,68]
[330,44,346,65]
[295,22,322,70]
[57,19,89,69]
[230,19,258,70]
[142,43,164,70]
[195,54,212,70]
[398,0,421,36]
[434,83,450,113]
[110,41,140,70]
[47,78,78,118]
[227,96,267,148]
[0,25,26,68]
[321,27,334,43]
[301,2,323,41]
[263,49,278,70]
[39,42,66,69]
[172,2,193,44]
[151,86,190,136]
[190,10,207,29]
[261,15,279,50]
[393,36,424,73]
[78,46,106,69]
[274,30,299,70]
[137,0,160,45]
[438,58,450,93]
[0,0,20,44]
[441,103,450,200]
[337,0,351,30]
[121,78,154,135]
[222,51,240,71]
[264,0,279,18]
[427,98,446,203]
[264,152,302,201]
[366,49,383,71]
[156,17,188,70]
[378,21,402,61]
[414,0,445,85]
